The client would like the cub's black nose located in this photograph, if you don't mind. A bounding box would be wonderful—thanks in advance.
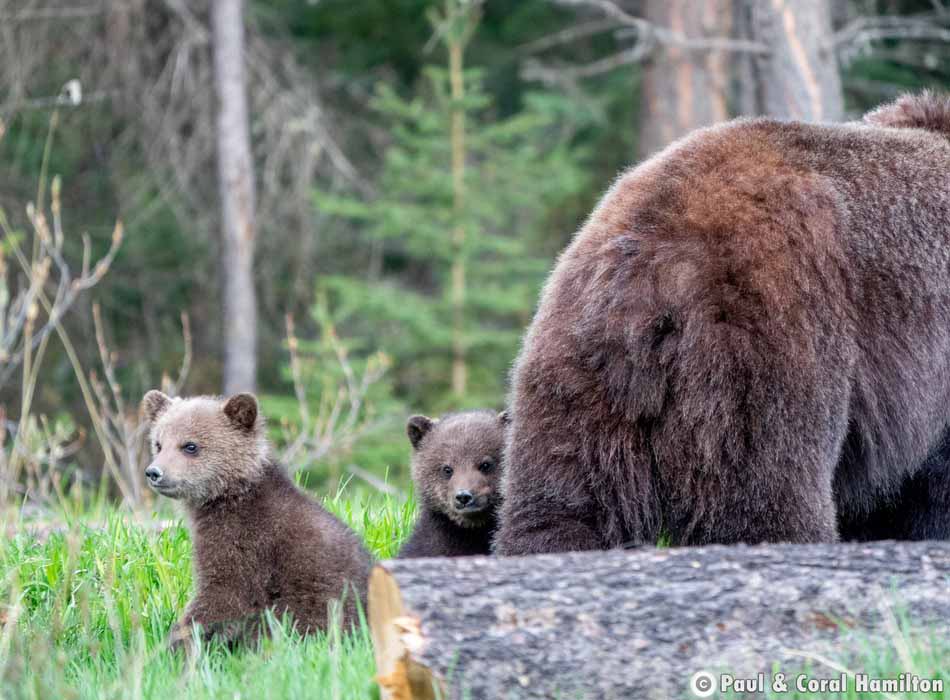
[145,465,163,483]
[454,490,474,508]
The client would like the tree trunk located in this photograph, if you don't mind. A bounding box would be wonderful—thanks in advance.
[212,0,257,394]
[741,0,844,121]
[638,0,844,161]
[370,541,950,700]
[638,0,734,160]
[448,40,467,397]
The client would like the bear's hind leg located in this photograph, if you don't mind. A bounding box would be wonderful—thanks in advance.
[839,429,950,541]
[657,399,844,546]
[903,440,950,539]
[493,489,606,555]
[495,395,659,555]
[653,312,853,546]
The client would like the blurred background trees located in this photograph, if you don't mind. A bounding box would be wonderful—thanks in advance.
[0,0,948,501]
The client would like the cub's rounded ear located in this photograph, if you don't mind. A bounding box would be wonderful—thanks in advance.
[224,393,259,433]
[498,410,510,426]
[142,390,172,424]
[407,415,435,450]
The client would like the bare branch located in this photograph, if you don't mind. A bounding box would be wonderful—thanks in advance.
[553,0,769,54]
[0,5,105,22]
[163,312,192,397]
[553,0,645,30]
[278,314,389,475]
[345,464,405,498]
[831,14,950,54]
[87,300,193,507]
[14,90,117,112]
[0,193,123,388]
[525,0,771,85]
[518,18,620,54]
[522,43,653,84]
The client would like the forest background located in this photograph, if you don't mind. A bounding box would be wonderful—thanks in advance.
[2,0,949,507]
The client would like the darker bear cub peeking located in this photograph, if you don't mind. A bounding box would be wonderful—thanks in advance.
[142,390,372,650]
[398,410,507,557]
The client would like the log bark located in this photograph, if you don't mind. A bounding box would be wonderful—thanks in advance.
[370,541,950,700]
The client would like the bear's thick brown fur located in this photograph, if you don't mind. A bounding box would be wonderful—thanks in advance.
[398,410,507,557]
[495,92,950,555]
[142,391,372,647]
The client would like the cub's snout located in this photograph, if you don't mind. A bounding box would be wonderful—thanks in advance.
[145,464,163,483]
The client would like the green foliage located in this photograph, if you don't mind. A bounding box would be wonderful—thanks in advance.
[4,0,950,495]
[255,0,436,86]
[261,296,409,488]
[315,60,589,410]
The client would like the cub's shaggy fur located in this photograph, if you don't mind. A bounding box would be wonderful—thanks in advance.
[495,92,950,555]
[142,391,372,647]
[398,411,507,557]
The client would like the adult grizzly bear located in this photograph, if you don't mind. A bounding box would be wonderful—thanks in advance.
[495,93,950,555]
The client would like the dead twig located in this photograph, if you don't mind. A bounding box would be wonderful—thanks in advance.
[832,14,950,48]
[345,464,405,498]
[0,4,105,22]
[88,303,192,507]
[0,190,123,388]
[518,18,619,55]
[524,0,768,86]
[553,0,769,53]
[278,313,389,478]
[522,43,653,83]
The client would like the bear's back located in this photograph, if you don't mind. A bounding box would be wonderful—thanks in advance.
[511,108,950,542]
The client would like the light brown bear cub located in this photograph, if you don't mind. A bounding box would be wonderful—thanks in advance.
[398,410,507,558]
[142,390,372,649]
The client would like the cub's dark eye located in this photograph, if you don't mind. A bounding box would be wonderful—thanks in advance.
[440,464,453,478]
[154,442,162,453]
[478,460,494,473]
[182,442,199,455]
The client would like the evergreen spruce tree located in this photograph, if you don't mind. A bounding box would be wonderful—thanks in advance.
[315,0,588,409]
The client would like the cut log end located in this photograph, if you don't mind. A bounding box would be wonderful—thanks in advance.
[369,565,441,700]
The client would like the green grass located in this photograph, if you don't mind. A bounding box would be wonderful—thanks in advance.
[716,629,950,700]
[716,632,950,700]
[2,490,948,700]
[0,488,416,700]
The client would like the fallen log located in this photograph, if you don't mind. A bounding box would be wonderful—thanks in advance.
[369,541,950,700]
